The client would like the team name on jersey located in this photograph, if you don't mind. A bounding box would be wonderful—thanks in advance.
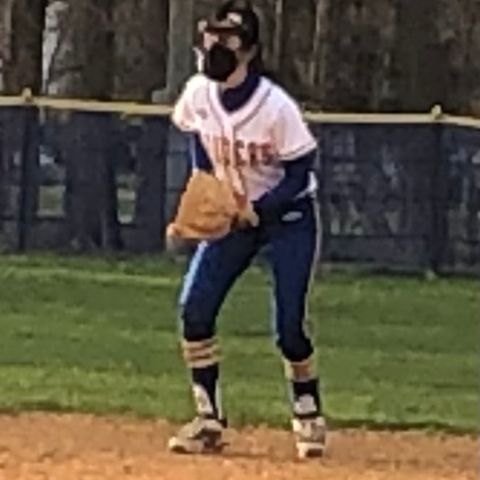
[203,134,276,168]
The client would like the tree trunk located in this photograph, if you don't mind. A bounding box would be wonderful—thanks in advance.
[394,0,447,112]
[153,0,194,103]
[0,0,46,245]
[272,0,284,73]
[114,0,169,101]
[59,0,122,251]
[309,0,327,86]
[1,0,47,94]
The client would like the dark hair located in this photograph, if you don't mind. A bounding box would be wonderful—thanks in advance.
[248,44,264,74]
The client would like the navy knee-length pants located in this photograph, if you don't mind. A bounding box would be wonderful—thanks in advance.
[179,196,321,363]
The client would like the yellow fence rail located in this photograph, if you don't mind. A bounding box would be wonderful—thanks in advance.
[0,88,478,128]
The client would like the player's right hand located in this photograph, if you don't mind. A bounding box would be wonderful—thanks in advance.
[234,203,260,229]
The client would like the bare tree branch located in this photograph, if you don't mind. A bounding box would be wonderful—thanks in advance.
[272,0,284,72]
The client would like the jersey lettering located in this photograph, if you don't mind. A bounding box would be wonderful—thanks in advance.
[203,135,275,168]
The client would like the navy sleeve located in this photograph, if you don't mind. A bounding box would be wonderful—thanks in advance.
[188,133,212,172]
[253,150,315,221]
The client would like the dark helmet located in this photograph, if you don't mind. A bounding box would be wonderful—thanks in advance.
[211,0,260,50]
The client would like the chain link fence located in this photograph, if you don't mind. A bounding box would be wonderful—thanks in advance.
[0,96,478,274]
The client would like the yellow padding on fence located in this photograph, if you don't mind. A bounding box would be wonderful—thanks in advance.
[0,89,478,128]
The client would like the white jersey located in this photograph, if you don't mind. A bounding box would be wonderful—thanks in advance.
[172,74,317,202]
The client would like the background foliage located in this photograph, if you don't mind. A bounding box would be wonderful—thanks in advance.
[0,0,478,113]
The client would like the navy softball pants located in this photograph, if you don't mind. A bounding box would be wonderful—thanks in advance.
[179,197,320,363]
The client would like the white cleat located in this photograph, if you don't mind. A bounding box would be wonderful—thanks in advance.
[292,416,327,459]
[168,416,226,454]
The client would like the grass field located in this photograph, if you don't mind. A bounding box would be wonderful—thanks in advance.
[0,254,478,433]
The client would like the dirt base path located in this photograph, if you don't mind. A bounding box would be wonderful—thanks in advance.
[0,413,477,480]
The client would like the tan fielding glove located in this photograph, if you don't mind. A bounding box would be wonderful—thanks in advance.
[166,171,259,247]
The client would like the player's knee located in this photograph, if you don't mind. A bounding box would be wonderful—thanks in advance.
[276,324,314,363]
[179,297,215,342]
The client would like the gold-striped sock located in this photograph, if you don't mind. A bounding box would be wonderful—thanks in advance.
[284,355,317,382]
[182,337,220,369]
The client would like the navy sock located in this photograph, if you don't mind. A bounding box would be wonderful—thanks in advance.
[290,378,322,419]
[191,364,222,420]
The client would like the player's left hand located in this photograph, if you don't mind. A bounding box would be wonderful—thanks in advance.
[166,170,252,244]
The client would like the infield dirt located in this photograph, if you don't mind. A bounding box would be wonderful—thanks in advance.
[0,413,477,480]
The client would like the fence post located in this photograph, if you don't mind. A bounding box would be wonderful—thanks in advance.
[315,122,330,263]
[17,100,40,252]
[133,116,168,252]
[428,107,449,274]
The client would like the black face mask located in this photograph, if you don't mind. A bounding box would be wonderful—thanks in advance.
[203,43,238,82]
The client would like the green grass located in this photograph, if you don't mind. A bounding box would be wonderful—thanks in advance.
[0,254,478,433]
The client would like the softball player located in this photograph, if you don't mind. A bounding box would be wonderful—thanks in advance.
[168,0,326,459]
